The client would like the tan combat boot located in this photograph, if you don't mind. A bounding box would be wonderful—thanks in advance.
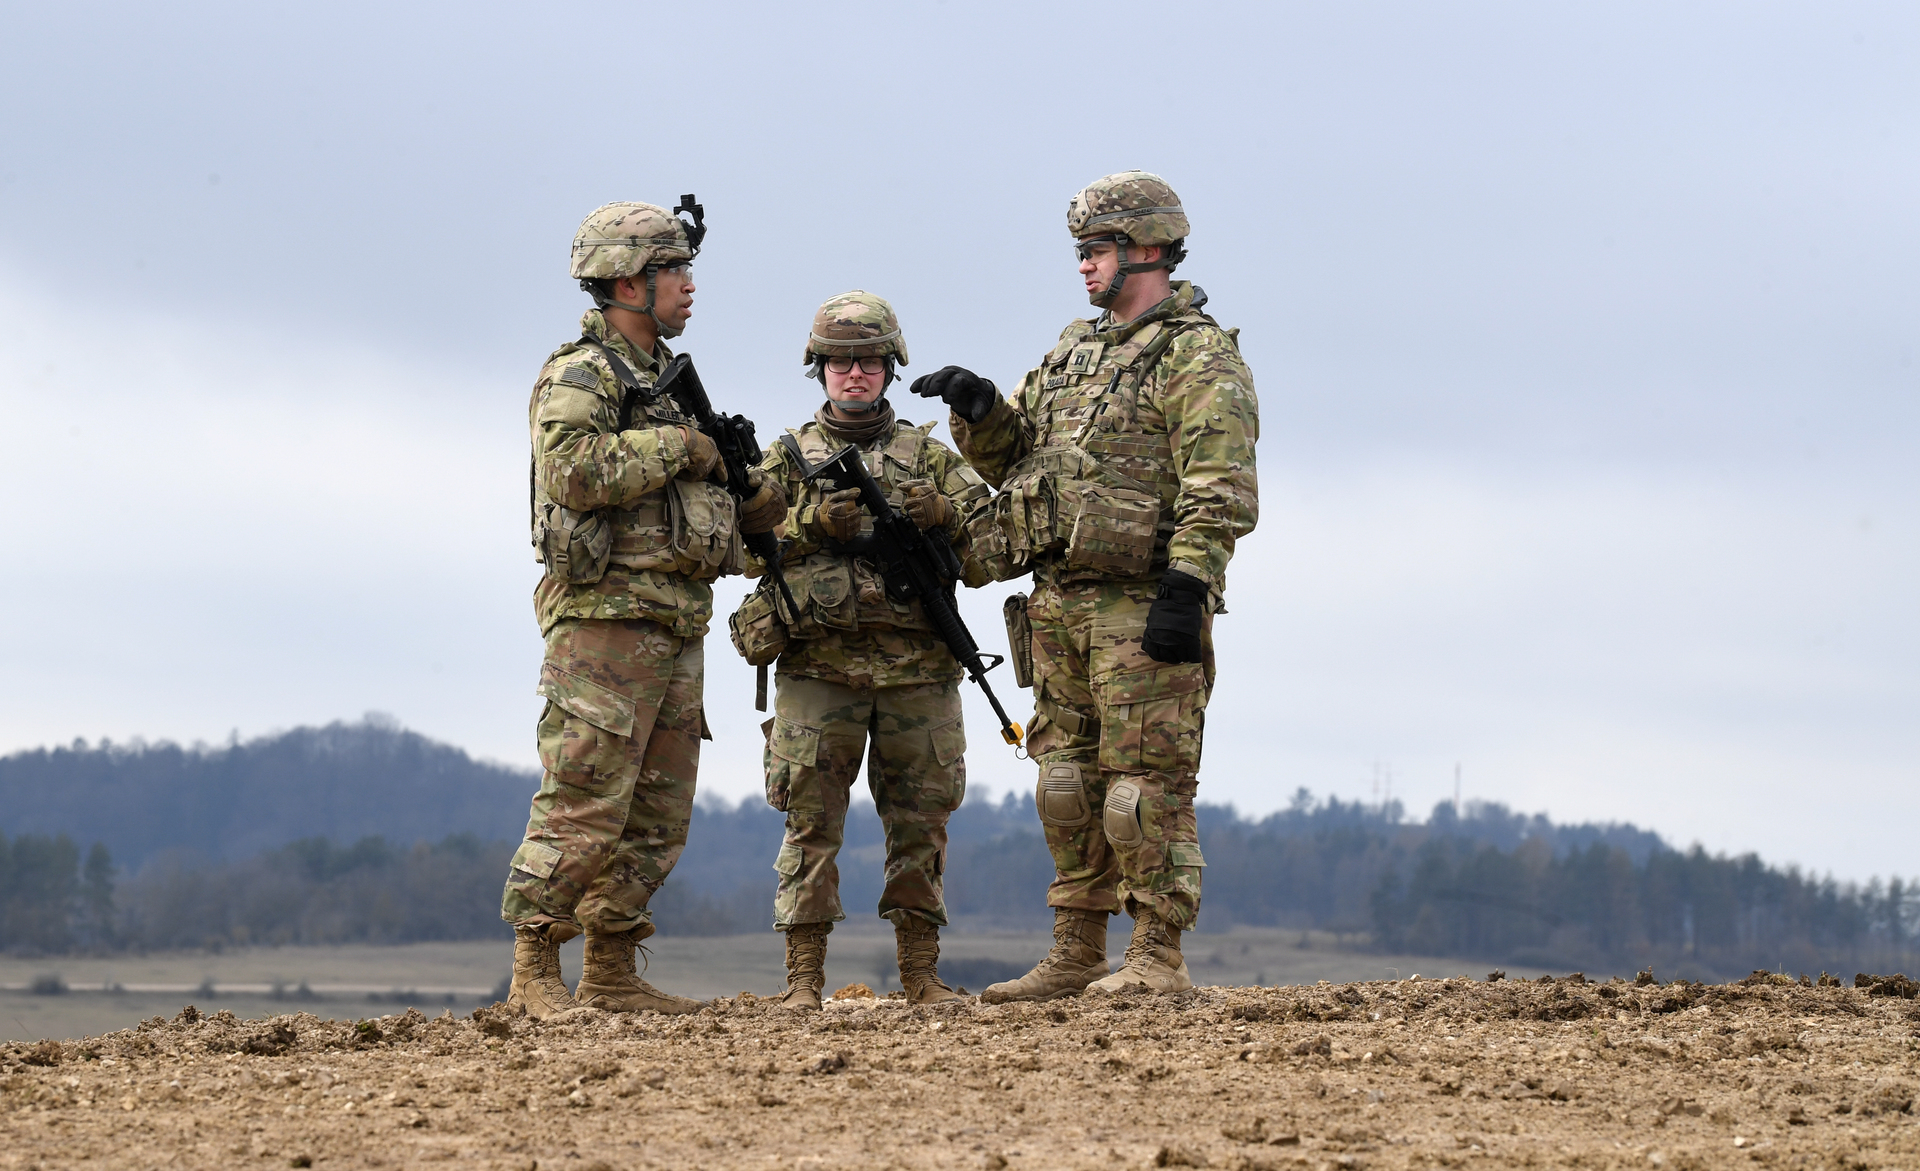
[507,923,577,1020]
[979,908,1109,1004]
[1086,909,1193,994]
[778,921,831,1012]
[894,916,964,1004]
[574,928,706,1015]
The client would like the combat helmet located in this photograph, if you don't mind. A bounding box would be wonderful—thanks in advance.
[803,290,907,410]
[571,195,708,339]
[1066,171,1188,308]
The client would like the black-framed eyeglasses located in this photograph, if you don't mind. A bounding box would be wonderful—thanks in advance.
[1073,235,1123,263]
[824,356,888,374]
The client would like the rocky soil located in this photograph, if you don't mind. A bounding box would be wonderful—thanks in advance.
[0,972,1915,1170]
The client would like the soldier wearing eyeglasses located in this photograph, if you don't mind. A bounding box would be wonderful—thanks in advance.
[726,290,991,1010]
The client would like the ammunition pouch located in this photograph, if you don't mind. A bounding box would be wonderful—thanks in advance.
[977,445,1166,582]
[1061,481,1158,576]
[727,584,788,667]
[535,503,614,585]
[667,478,744,581]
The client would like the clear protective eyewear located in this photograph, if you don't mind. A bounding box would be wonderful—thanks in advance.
[824,356,888,374]
[1073,235,1123,263]
[650,261,693,277]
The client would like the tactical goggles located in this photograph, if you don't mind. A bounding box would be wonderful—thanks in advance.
[823,356,889,374]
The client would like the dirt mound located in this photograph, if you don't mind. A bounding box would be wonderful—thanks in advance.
[4,974,1917,1168]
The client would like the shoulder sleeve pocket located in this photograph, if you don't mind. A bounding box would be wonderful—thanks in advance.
[537,663,636,738]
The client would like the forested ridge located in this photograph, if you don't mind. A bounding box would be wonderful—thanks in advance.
[3,721,1912,980]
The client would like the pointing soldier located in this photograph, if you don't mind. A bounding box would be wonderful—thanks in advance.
[728,291,991,1011]
[911,171,1259,998]
[501,200,788,1018]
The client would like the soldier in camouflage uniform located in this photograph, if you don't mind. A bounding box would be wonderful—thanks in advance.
[502,200,789,1019]
[727,291,992,1011]
[911,172,1259,998]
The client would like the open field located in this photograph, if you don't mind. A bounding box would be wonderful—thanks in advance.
[0,930,1554,1043]
[1,972,1916,1169]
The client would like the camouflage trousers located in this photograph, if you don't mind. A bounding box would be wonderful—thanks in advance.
[764,674,967,929]
[501,617,706,936]
[1024,579,1214,930]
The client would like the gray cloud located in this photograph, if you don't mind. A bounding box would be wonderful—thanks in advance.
[0,2,1914,880]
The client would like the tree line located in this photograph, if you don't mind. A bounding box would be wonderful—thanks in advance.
[2,786,1911,980]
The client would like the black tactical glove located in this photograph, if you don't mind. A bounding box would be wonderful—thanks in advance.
[1141,568,1209,664]
[908,365,998,424]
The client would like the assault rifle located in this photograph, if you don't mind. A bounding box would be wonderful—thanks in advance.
[802,443,1026,749]
[653,353,800,621]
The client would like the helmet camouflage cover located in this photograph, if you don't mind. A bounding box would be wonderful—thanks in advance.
[570,202,695,280]
[1066,170,1189,245]
[803,290,909,366]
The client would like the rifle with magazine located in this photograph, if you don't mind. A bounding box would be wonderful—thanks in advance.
[799,443,1026,750]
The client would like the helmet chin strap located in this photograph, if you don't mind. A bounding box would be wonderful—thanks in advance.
[600,267,683,339]
[1087,237,1176,309]
[832,389,885,414]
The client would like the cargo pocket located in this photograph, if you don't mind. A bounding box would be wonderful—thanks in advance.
[537,662,636,738]
[766,717,822,814]
[510,838,563,881]
[1097,663,1207,774]
[773,843,804,877]
[536,664,636,791]
[929,712,967,768]
[1166,841,1207,869]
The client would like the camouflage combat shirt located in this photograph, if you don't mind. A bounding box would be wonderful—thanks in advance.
[529,309,720,638]
[747,409,991,690]
[953,281,1259,593]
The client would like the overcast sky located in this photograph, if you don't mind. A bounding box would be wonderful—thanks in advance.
[1,2,1914,882]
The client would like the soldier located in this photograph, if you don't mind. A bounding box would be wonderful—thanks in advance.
[502,200,789,1018]
[727,291,991,1011]
[909,171,1259,998]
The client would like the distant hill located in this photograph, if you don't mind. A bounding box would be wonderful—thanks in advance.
[0,717,532,867]
[5,719,1910,980]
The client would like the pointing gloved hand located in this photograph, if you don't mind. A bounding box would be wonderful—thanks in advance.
[899,479,955,532]
[812,487,864,543]
[908,365,999,425]
[1141,568,1209,664]
[677,426,725,482]
[735,467,788,535]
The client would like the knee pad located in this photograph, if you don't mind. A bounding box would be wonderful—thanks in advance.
[1035,761,1092,828]
[1103,779,1145,848]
